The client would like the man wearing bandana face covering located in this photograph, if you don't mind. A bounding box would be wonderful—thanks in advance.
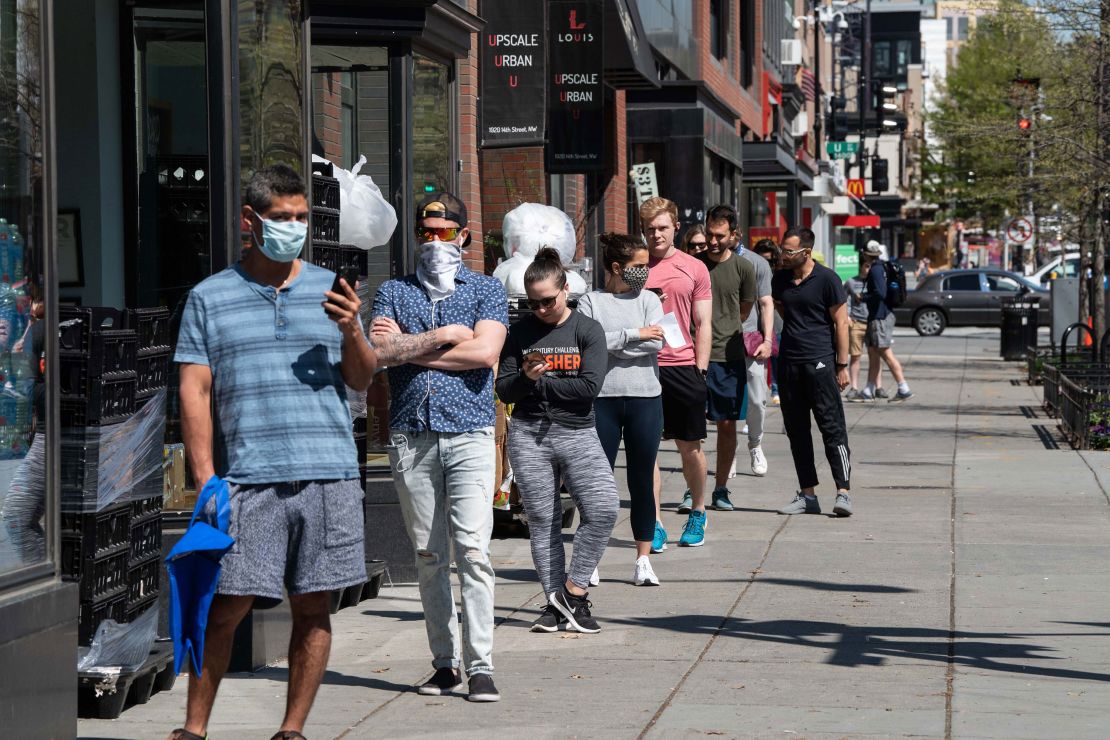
[370,192,509,702]
[171,166,458,739]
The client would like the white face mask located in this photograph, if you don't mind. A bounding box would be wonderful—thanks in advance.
[416,240,463,301]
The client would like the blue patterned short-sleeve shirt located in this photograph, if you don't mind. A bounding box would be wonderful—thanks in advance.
[371,265,509,433]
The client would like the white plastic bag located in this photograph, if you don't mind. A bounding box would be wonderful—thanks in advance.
[313,155,397,249]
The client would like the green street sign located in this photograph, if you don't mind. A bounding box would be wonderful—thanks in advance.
[826,141,860,159]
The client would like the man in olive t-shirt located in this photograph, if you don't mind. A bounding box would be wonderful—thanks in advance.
[698,235,756,511]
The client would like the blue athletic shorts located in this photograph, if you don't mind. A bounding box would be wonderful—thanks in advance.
[705,360,747,422]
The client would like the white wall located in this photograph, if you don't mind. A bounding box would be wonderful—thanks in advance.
[920,18,948,148]
[54,0,124,308]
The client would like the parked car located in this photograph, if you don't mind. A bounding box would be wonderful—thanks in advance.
[894,269,1049,336]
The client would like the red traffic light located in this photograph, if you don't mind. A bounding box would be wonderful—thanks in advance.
[1018,117,1032,130]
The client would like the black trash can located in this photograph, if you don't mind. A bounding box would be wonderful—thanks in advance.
[1000,298,1040,360]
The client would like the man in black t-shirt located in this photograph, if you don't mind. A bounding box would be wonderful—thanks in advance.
[770,229,854,517]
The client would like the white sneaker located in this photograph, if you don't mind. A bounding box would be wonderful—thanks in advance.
[741,424,749,435]
[633,556,659,586]
[589,567,600,587]
[727,455,737,479]
[750,447,768,476]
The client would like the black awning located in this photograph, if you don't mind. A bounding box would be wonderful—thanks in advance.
[863,195,905,219]
[605,0,660,89]
[742,141,797,180]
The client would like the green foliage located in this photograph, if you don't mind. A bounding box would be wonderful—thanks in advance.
[926,0,1103,234]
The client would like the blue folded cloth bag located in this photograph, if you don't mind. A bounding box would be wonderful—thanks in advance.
[166,475,235,675]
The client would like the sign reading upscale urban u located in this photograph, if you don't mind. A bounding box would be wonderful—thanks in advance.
[547,0,605,172]
[481,4,546,147]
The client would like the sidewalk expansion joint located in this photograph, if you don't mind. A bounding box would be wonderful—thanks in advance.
[944,337,968,740]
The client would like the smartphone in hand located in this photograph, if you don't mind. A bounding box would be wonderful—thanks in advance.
[328,267,360,309]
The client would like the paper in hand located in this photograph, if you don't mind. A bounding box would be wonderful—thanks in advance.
[657,312,687,349]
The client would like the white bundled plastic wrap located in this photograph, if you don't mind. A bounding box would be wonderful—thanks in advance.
[493,203,587,298]
[78,604,158,673]
[312,154,397,250]
[63,389,167,512]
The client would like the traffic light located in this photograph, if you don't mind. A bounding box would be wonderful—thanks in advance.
[1018,116,1032,131]
[872,157,889,193]
[875,83,899,131]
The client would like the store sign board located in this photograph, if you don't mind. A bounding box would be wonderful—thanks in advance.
[834,244,859,281]
[547,0,606,172]
[631,162,658,205]
[846,178,865,198]
[481,4,546,147]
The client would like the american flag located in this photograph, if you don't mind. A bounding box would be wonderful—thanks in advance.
[801,69,817,102]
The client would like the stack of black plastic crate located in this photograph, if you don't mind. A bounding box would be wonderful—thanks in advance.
[59,306,169,644]
[310,165,369,488]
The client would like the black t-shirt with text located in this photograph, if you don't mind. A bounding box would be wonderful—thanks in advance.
[495,311,607,429]
[771,262,847,364]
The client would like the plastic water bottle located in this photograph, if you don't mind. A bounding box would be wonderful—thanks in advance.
[0,219,10,284]
[9,223,24,283]
[0,286,16,352]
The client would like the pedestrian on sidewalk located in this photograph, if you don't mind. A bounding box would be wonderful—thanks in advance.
[370,191,508,703]
[641,197,713,547]
[498,248,619,634]
[859,241,913,403]
[705,206,775,478]
[751,239,782,406]
[680,224,709,256]
[697,223,756,511]
[771,228,854,518]
[843,264,881,401]
[578,233,666,584]
[168,165,403,740]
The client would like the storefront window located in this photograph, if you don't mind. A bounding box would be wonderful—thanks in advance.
[412,54,453,205]
[747,185,791,243]
[0,0,50,575]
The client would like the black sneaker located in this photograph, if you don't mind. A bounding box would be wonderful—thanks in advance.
[466,672,501,702]
[417,667,463,696]
[530,604,563,633]
[550,588,601,634]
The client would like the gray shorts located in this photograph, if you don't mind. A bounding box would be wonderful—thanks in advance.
[866,314,896,350]
[213,479,366,600]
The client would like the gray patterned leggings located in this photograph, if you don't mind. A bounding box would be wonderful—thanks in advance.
[508,418,619,594]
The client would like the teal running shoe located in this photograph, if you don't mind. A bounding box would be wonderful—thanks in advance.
[677,490,693,514]
[651,521,668,553]
[678,510,707,547]
[711,487,734,511]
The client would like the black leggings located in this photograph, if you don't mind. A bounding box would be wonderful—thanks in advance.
[779,360,851,491]
[594,396,663,542]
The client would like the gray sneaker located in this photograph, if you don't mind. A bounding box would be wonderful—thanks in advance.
[677,489,693,514]
[833,493,853,517]
[779,493,821,515]
[875,387,890,399]
[844,388,862,401]
[888,390,914,403]
[850,390,874,403]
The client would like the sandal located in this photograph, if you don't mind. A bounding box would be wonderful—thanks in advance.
[168,731,206,740]
[270,733,307,740]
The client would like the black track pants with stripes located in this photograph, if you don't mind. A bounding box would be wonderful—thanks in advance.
[778,359,851,491]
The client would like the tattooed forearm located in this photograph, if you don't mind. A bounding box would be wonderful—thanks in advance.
[372,329,441,365]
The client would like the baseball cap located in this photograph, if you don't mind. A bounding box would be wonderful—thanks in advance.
[417,191,468,228]
[864,240,883,256]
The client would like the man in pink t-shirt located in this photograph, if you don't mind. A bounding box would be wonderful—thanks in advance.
[641,197,712,548]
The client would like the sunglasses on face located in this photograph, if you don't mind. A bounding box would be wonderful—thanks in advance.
[688,240,707,249]
[416,226,461,242]
[782,247,809,257]
[527,295,560,311]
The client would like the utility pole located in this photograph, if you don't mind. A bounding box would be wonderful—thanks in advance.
[855,0,871,182]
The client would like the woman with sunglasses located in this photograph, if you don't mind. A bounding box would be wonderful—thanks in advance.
[496,248,618,635]
[577,233,666,586]
[680,224,709,256]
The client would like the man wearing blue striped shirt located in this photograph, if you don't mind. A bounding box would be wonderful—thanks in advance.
[170,165,460,740]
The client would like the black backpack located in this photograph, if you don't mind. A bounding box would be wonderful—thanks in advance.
[883,260,907,308]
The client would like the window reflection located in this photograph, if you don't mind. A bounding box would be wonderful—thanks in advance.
[0,0,48,573]
[412,55,451,204]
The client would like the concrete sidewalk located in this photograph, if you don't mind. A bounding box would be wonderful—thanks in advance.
[79,330,1110,739]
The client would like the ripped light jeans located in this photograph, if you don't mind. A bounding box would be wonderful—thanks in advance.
[388,427,496,676]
